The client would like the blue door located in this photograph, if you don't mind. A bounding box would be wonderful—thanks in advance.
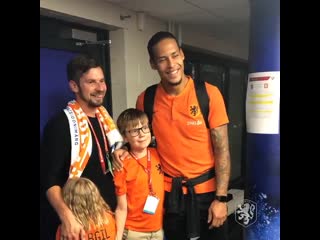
[40,48,77,139]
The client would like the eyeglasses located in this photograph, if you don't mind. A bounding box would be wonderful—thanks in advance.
[126,125,151,137]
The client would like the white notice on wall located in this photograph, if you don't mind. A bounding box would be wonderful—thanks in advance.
[246,71,280,134]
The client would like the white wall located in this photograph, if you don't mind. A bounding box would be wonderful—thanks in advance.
[40,0,247,120]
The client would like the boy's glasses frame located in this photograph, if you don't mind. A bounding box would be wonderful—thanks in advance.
[126,125,151,137]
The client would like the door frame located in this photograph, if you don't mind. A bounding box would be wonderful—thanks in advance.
[183,45,248,188]
[40,15,113,114]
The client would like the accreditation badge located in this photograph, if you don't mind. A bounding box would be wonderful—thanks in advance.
[143,195,159,214]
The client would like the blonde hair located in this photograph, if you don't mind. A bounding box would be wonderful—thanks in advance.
[117,108,149,135]
[62,177,113,231]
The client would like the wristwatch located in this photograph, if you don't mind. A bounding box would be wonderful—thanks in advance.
[214,195,229,202]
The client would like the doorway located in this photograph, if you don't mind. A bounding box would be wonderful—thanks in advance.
[40,16,111,138]
[184,46,248,188]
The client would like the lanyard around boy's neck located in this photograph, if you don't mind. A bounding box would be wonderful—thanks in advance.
[130,150,155,195]
[87,116,109,174]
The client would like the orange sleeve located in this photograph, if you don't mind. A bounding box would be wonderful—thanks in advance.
[114,157,140,196]
[206,83,229,128]
[136,91,145,111]
[55,225,61,240]
[113,168,127,196]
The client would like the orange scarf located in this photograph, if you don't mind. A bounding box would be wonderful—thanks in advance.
[64,100,123,178]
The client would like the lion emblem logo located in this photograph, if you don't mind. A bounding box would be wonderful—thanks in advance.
[189,105,200,117]
[235,199,257,227]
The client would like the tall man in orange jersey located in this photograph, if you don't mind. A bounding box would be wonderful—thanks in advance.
[136,31,231,240]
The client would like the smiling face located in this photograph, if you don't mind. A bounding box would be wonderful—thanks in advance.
[124,120,151,153]
[69,66,107,116]
[150,38,186,87]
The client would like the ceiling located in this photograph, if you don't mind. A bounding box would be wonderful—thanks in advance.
[105,0,250,45]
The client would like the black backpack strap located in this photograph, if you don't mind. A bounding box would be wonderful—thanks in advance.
[143,84,158,148]
[194,80,210,129]
[143,83,158,124]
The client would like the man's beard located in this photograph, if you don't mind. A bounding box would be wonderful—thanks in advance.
[88,99,104,108]
[79,89,105,107]
[168,78,182,86]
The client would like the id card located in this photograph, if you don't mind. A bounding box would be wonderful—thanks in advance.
[143,195,159,214]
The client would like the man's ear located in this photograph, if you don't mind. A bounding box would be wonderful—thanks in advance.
[180,48,185,61]
[69,80,79,93]
[150,59,157,70]
[123,135,129,143]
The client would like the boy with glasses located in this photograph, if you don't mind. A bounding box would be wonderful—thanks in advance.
[114,108,164,240]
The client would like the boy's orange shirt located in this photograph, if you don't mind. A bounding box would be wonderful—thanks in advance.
[113,148,164,232]
[136,77,229,194]
[55,211,116,240]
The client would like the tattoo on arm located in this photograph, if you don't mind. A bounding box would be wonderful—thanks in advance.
[210,125,231,195]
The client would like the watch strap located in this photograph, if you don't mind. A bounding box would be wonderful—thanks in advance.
[215,193,233,202]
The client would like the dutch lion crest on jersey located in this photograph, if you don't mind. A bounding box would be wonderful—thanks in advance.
[189,104,200,117]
